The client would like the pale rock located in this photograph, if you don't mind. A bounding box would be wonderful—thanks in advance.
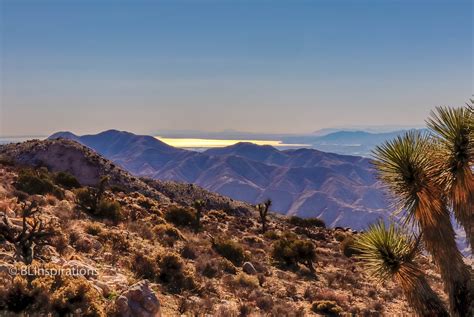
[116,280,161,317]
[242,262,257,275]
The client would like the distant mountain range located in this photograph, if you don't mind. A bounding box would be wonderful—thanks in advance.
[281,130,425,157]
[49,130,392,229]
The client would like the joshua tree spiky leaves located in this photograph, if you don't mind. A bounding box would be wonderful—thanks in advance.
[256,199,272,233]
[427,106,474,252]
[373,130,472,316]
[354,222,449,316]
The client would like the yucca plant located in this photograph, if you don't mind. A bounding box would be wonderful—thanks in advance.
[373,130,472,316]
[427,106,474,251]
[354,222,448,316]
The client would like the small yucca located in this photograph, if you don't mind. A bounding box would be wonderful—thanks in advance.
[354,222,448,317]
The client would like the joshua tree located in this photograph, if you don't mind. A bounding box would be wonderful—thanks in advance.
[0,202,56,264]
[373,130,472,316]
[193,199,205,232]
[354,222,449,316]
[427,106,474,251]
[256,199,272,233]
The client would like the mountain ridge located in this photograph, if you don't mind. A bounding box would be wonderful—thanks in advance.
[49,130,390,229]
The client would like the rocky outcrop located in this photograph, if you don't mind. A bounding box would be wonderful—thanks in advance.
[115,280,161,317]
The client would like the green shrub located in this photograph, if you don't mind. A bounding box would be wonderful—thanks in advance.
[76,187,122,222]
[340,236,360,258]
[288,216,326,228]
[159,253,196,293]
[15,169,63,198]
[263,231,280,240]
[311,300,343,316]
[96,199,123,222]
[165,207,196,227]
[84,223,103,236]
[213,238,246,266]
[75,187,97,212]
[0,155,14,166]
[271,232,316,271]
[54,171,80,189]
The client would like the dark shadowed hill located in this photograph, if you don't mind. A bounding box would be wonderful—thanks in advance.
[49,130,391,229]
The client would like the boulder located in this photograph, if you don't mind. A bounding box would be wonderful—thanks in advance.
[93,279,111,297]
[116,280,161,317]
[242,262,257,275]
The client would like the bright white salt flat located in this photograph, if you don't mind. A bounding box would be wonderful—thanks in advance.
[155,137,308,149]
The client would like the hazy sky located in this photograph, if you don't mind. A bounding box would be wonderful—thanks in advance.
[1,0,472,136]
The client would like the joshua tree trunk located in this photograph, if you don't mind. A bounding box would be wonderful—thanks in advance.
[450,169,474,253]
[257,199,271,234]
[395,265,449,317]
[416,188,473,317]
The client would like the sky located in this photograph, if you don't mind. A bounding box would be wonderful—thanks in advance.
[0,0,472,136]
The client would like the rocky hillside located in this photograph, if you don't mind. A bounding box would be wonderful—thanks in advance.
[49,130,390,229]
[0,142,445,316]
[0,139,252,216]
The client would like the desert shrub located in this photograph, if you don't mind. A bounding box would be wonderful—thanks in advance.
[256,295,274,311]
[207,209,229,221]
[0,276,35,312]
[96,199,123,223]
[0,154,14,166]
[50,278,105,316]
[213,238,246,266]
[131,252,159,281]
[271,232,316,271]
[54,171,80,189]
[334,231,347,242]
[153,224,183,246]
[77,189,123,223]
[311,300,343,316]
[165,207,196,227]
[288,216,326,228]
[263,230,280,240]
[85,222,103,236]
[127,221,154,240]
[109,184,126,193]
[220,258,237,274]
[158,253,196,293]
[197,258,236,278]
[181,244,198,259]
[340,236,360,258]
[50,233,69,255]
[197,258,220,278]
[98,229,130,254]
[239,303,253,317]
[0,264,105,316]
[234,273,259,288]
[15,169,63,198]
[75,187,98,211]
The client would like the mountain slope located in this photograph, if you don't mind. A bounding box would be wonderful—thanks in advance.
[49,130,390,229]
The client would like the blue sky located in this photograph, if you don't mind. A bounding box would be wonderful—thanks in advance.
[1,0,472,136]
